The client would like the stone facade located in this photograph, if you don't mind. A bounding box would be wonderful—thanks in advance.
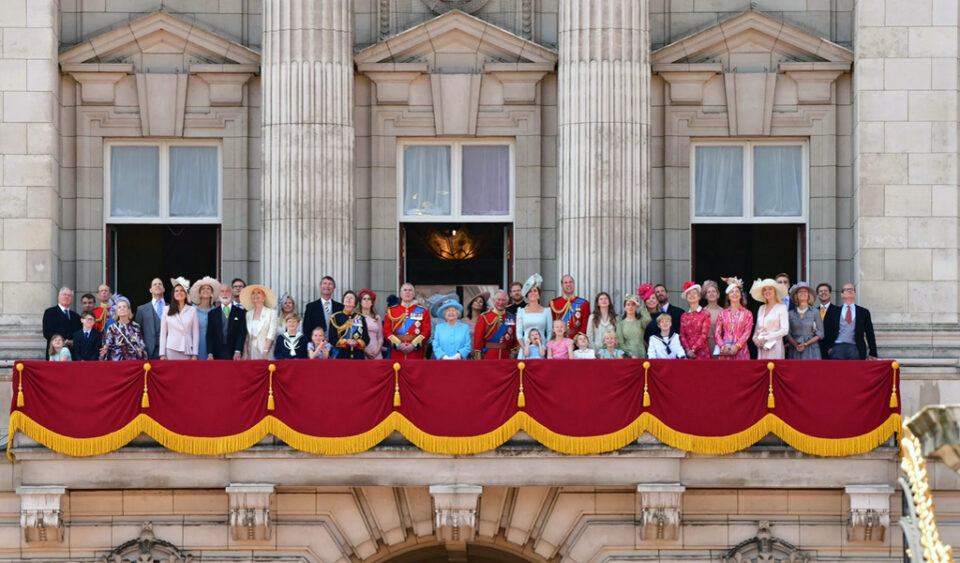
[1,0,960,560]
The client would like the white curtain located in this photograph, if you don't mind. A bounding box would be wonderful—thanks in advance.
[753,145,803,217]
[169,146,218,217]
[462,145,510,216]
[403,146,451,216]
[110,146,159,217]
[695,146,743,217]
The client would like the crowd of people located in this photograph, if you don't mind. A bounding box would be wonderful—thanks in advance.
[40,272,878,363]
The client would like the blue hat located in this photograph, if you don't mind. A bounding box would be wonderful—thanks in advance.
[386,294,400,307]
[437,298,463,317]
[428,293,459,318]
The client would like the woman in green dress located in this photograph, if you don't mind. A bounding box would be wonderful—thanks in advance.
[616,294,650,359]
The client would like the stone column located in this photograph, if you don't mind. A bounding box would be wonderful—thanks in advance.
[261,0,354,303]
[556,1,649,304]
[0,0,61,356]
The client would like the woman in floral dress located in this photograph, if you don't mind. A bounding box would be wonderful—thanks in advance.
[679,281,711,359]
[714,277,754,360]
[101,298,146,361]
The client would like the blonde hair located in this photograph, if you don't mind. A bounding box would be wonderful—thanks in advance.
[48,333,64,356]
[574,333,590,349]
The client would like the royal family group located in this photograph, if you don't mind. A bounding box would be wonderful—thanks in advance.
[41,272,878,363]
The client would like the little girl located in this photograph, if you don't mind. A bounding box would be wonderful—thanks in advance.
[48,334,71,361]
[572,333,596,358]
[307,328,331,359]
[546,319,574,359]
[521,328,546,359]
[647,314,686,359]
[597,331,625,359]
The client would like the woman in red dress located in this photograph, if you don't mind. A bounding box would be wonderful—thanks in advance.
[679,281,710,359]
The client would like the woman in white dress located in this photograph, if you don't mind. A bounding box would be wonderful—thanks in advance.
[750,278,789,360]
[516,274,552,354]
[241,284,278,360]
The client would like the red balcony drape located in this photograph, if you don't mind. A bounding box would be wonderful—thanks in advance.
[8,359,900,458]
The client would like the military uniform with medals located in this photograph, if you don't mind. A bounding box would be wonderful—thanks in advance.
[549,295,590,338]
[384,303,431,359]
[473,309,518,360]
[328,311,369,360]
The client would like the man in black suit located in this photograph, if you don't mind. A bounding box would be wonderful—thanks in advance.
[816,282,834,358]
[206,284,247,360]
[134,277,166,359]
[303,275,343,339]
[822,283,878,360]
[72,311,102,361]
[42,287,82,357]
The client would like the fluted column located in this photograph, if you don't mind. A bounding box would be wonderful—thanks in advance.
[556,1,649,304]
[262,0,354,302]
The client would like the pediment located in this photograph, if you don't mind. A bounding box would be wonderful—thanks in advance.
[652,10,852,70]
[355,9,557,72]
[59,11,260,70]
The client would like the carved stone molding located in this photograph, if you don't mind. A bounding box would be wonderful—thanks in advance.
[845,485,893,542]
[636,483,684,541]
[430,74,482,135]
[102,522,191,563]
[64,66,132,105]
[724,521,809,563]
[226,483,275,541]
[654,64,722,105]
[780,62,850,105]
[724,72,777,136]
[136,73,188,137]
[194,70,255,106]
[17,486,65,543]
[429,485,482,542]
[421,0,489,14]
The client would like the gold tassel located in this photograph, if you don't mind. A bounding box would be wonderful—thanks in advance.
[642,361,651,407]
[890,361,899,408]
[766,361,775,409]
[15,363,24,407]
[267,364,276,411]
[393,363,401,407]
[140,363,151,408]
[517,362,526,408]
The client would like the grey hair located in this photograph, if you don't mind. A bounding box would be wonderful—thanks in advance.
[58,286,73,295]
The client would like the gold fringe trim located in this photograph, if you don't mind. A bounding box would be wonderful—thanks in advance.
[7,409,901,460]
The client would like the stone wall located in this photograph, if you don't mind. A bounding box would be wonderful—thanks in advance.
[853,0,960,327]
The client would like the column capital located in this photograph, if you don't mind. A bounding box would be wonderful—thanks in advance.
[226,483,275,541]
[845,485,894,542]
[429,485,482,542]
[17,486,66,543]
[636,483,684,541]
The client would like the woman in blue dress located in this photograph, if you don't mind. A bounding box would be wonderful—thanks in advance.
[432,299,472,360]
[189,276,219,360]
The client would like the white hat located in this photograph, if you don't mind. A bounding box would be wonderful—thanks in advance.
[239,284,278,309]
[170,277,192,302]
[721,276,744,295]
[189,276,221,305]
[749,278,788,302]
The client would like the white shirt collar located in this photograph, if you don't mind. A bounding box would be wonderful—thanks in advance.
[59,305,69,313]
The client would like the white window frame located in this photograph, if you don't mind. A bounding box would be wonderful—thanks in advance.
[689,139,808,224]
[396,138,516,223]
[104,139,223,224]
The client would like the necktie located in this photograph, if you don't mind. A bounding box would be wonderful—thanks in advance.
[223,305,230,318]
[84,332,89,339]
[845,306,853,324]
[820,305,826,320]
[64,308,69,318]
[155,300,162,319]
[324,301,331,319]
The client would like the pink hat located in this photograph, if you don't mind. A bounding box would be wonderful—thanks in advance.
[637,283,654,301]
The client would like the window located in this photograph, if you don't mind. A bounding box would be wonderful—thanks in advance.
[691,141,806,223]
[398,140,514,222]
[105,141,221,223]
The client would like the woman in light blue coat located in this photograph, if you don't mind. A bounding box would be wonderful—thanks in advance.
[432,299,472,360]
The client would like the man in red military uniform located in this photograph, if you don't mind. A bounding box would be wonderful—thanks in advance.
[549,274,590,338]
[384,283,431,359]
[473,290,518,359]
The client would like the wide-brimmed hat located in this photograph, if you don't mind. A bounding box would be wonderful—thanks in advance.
[789,282,814,304]
[189,276,220,304]
[239,284,277,309]
[468,291,491,308]
[637,283,654,301]
[521,273,543,299]
[749,278,788,302]
[681,281,702,299]
[428,293,458,318]
[437,298,463,317]
[624,294,642,308]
